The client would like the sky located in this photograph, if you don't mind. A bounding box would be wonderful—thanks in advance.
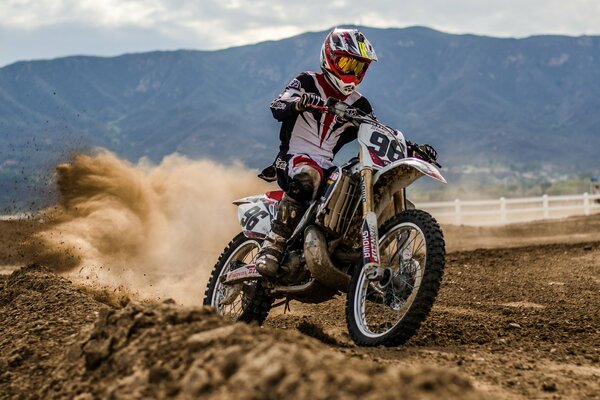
[1,0,599,67]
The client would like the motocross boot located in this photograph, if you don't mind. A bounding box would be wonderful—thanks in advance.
[255,195,305,278]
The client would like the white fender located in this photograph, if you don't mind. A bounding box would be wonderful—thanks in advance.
[373,157,446,186]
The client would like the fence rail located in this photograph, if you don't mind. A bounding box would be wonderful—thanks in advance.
[0,213,35,221]
[1,194,599,227]
[418,193,600,226]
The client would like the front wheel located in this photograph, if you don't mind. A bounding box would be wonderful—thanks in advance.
[203,233,272,324]
[346,209,445,346]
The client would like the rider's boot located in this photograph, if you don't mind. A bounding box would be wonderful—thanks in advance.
[255,194,305,278]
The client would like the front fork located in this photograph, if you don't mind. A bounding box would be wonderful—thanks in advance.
[359,168,385,281]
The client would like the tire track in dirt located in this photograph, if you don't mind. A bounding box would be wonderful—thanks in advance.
[267,240,600,399]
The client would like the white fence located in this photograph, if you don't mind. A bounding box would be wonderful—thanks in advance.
[418,193,600,226]
[0,213,35,221]
[2,193,600,227]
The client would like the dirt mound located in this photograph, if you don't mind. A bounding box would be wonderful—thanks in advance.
[0,265,107,398]
[0,218,54,275]
[1,266,485,400]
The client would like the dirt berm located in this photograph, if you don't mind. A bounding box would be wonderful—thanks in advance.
[0,265,485,400]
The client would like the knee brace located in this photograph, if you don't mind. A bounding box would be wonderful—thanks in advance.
[272,195,305,238]
[287,171,320,203]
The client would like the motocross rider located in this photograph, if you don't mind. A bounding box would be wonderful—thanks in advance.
[255,28,437,278]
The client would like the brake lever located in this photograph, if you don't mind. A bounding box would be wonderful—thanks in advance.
[306,103,348,120]
[306,101,362,127]
[305,104,327,112]
[410,146,442,168]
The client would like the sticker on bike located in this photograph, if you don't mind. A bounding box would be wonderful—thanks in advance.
[359,125,407,169]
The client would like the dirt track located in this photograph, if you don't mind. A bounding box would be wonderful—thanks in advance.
[1,214,600,399]
[268,240,600,399]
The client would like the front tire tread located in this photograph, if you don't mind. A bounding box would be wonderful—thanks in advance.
[346,209,445,347]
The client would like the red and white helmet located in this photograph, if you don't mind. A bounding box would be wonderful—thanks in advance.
[320,28,378,95]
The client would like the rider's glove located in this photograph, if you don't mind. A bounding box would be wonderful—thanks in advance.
[294,93,324,112]
[258,164,277,182]
[407,142,438,162]
[417,144,438,162]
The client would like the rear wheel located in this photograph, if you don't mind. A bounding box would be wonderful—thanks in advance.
[203,233,272,324]
[346,209,445,346]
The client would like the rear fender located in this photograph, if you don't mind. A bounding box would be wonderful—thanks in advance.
[233,195,277,239]
[222,264,261,285]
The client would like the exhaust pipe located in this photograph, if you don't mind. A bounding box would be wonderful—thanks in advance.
[304,226,351,292]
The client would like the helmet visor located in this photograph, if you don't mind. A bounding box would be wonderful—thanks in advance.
[334,56,368,77]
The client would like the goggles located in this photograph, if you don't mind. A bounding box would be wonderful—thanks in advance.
[334,56,368,76]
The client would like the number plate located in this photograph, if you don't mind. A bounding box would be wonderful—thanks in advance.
[237,197,276,239]
[358,125,407,169]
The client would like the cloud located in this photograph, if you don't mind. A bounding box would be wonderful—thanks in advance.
[1,0,599,66]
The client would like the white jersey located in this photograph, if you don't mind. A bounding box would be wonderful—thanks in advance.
[270,71,374,169]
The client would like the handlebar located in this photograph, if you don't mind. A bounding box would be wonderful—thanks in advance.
[306,99,442,169]
[408,144,442,169]
[306,98,372,125]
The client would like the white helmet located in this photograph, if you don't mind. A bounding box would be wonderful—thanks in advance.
[320,28,378,95]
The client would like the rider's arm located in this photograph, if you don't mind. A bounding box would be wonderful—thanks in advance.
[332,127,358,157]
[270,73,314,121]
[332,96,375,156]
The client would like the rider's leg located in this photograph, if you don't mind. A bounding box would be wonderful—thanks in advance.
[255,156,323,277]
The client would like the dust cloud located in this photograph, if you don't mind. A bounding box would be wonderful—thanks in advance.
[35,149,270,305]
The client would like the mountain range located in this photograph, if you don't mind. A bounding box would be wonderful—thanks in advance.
[1,26,599,208]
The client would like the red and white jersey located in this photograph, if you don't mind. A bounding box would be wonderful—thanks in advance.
[270,71,374,169]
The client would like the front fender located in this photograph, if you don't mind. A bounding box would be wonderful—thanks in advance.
[373,158,446,223]
[373,157,446,186]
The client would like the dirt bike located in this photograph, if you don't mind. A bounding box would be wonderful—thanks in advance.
[203,99,446,346]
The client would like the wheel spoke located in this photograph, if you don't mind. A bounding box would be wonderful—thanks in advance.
[413,241,424,257]
[210,239,260,320]
[403,232,419,256]
[355,222,427,338]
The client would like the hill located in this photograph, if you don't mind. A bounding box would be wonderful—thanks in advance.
[1,26,599,208]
